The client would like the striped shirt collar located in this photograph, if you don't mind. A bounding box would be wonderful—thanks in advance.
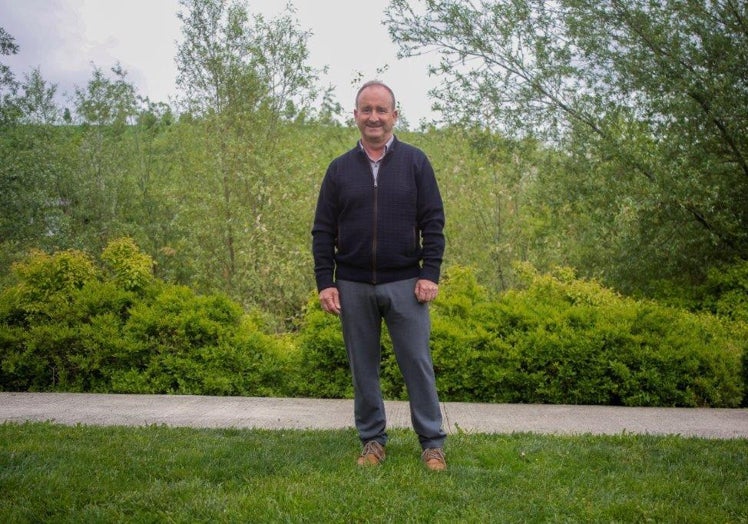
[359,135,395,163]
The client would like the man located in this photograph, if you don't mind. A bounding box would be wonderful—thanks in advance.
[312,80,447,471]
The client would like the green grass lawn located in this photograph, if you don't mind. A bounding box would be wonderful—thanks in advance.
[1,422,746,523]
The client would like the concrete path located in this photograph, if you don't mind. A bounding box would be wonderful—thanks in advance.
[1,392,747,439]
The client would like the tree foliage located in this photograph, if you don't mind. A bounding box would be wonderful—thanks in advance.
[0,26,20,125]
[385,0,748,289]
[171,0,332,325]
[175,0,324,121]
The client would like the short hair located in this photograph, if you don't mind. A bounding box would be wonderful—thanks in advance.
[355,80,396,111]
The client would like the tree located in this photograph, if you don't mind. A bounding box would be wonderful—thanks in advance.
[17,68,61,125]
[176,0,327,121]
[0,27,20,125]
[59,64,173,258]
[0,26,18,88]
[385,0,748,290]
[0,65,74,257]
[173,0,327,323]
[73,63,138,128]
[250,8,323,122]
[176,0,254,116]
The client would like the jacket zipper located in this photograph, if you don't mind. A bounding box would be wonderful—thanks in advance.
[372,171,378,284]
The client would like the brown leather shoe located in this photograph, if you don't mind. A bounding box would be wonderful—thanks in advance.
[357,440,386,466]
[422,448,447,471]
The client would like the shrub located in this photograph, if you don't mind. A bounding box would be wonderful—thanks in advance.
[294,295,352,398]
[294,295,418,401]
[6,249,98,324]
[294,264,745,406]
[101,237,155,292]
[117,285,294,396]
[3,240,744,406]
[430,267,524,403]
[0,249,124,391]
[428,264,745,407]
[0,240,295,396]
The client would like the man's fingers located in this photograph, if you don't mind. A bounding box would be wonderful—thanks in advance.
[415,279,439,303]
[319,288,341,314]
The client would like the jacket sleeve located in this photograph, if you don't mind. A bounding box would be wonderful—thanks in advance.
[416,155,445,284]
[311,166,338,291]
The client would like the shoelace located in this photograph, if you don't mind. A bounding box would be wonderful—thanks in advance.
[422,448,445,462]
[361,441,384,460]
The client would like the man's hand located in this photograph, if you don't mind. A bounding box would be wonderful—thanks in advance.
[415,279,439,303]
[319,287,341,315]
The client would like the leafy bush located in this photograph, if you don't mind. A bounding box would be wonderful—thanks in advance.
[4,249,99,324]
[294,295,412,401]
[0,249,127,391]
[428,264,745,407]
[294,295,352,398]
[3,240,744,406]
[101,237,155,292]
[428,266,521,402]
[116,285,295,396]
[0,239,295,396]
[294,264,745,406]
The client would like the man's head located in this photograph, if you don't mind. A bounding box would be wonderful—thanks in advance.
[354,80,398,147]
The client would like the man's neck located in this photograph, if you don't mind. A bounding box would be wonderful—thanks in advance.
[361,135,392,161]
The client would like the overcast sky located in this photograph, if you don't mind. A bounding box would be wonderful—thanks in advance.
[0,0,440,124]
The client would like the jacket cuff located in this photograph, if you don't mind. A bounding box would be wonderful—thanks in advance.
[315,276,336,292]
[419,267,441,284]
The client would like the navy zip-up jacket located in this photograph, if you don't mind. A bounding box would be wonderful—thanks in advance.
[312,136,445,291]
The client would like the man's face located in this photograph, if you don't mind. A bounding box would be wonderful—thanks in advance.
[354,85,398,145]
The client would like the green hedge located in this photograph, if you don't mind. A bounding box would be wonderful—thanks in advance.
[427,264,745,407]
[293,296,403,400]
[0,239,297,396]
[294,264,745,406]
[1,241,745,406]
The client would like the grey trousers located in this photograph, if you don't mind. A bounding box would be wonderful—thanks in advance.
[337,278,446,450]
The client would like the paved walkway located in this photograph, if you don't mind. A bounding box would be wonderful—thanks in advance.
[1,392,747,439]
